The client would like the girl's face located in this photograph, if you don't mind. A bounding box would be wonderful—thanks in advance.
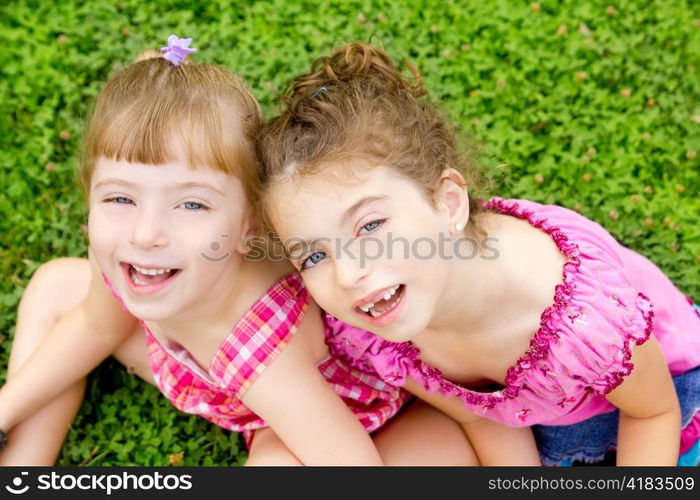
[88,149,252,322]
[267,164,461,343]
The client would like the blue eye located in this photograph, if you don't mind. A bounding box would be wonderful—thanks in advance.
[358,219,386,235]
[105,196,134,205]
[301,251,327,270]
[181,201,207,211]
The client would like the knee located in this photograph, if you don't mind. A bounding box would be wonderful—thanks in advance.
[9,258,91,374]
[20,258,90,312]
[244,449,301,466]
[29,258,90,288]
[244,430,302,466]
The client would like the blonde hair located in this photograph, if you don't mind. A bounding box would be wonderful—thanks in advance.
[80,50,262,207]
[258,42,492,241]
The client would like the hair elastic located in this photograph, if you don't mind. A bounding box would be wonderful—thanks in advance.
[160,35,197,66]
[310,85,328,98]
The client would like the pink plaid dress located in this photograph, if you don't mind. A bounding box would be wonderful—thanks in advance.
[102,272,408,448]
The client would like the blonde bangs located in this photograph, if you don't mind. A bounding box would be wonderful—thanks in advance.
[80,58,262,207]
[87,93,249,171]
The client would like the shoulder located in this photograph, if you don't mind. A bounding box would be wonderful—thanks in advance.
[482,197,643,300]
[229,271,309,352]
[483,197,629,263]
[284,297,327,363]
[483,197,655,395]
[237,256,298,308]
[210,271,316,397]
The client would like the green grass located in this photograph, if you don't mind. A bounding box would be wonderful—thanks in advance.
[1,0,698,465]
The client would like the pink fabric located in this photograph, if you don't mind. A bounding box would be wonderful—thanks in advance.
[102,273,409,449]
[681,413,700,454]
[327,197,700,449]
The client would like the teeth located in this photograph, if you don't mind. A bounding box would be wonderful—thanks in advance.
[129,265,174,286]
[129,266,149,286]
[359,285,403,318]
[369,296,401,318]
[132,264,171,275]
[359,302,374,312]
[359,285,400,310]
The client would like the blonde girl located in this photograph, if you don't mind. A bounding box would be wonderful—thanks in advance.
[0,38,476,466]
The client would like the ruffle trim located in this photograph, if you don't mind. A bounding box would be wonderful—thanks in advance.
[597,291,654,397]
[402,196,587,408]
[350,197,656,410]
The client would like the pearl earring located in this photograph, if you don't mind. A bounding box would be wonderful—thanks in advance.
[454,223,464,232]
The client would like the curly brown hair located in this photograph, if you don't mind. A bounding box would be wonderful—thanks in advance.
[258,42,492,241]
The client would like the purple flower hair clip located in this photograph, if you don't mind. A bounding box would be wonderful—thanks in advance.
[160,35,197,66]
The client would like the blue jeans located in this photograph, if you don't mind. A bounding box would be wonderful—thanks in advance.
[534,360,700,466]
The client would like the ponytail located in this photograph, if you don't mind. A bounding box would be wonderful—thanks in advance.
[285,42,426,106]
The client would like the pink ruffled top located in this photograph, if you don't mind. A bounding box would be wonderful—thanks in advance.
[326,197,700,434]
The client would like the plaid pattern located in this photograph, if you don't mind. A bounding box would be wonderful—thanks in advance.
[317,355,409,433]
[103,272,407,446]
[143,273,308,435]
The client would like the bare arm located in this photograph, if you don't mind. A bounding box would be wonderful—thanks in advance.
[606,336,681,466]
[461,418,541,465]
[0,252,138,431]
[242,301,383,465]
[402,377,541,465]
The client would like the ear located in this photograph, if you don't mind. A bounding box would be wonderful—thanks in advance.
[235,209,259,255]
[435,168,469,232]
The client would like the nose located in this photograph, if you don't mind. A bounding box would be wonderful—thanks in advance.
[128,207,168,250]
[334,249,369,290]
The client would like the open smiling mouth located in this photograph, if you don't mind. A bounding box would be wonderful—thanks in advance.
[121,263,181,290]
[356,284,406,319]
